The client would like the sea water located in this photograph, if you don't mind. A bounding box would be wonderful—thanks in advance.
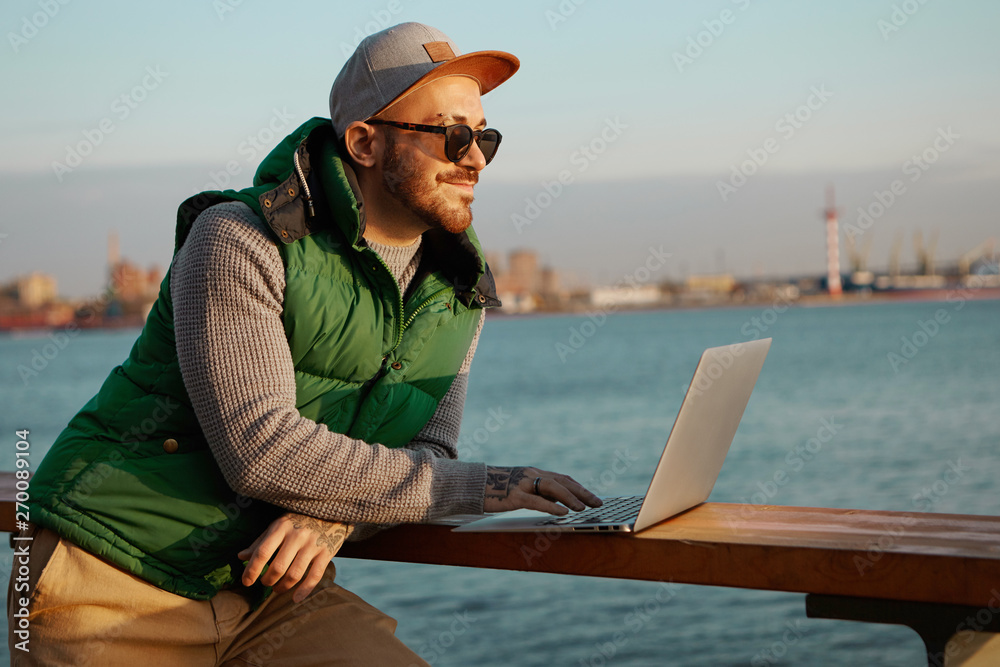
[1,299,997,665]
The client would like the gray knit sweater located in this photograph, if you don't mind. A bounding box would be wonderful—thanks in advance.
[169,201,487,528]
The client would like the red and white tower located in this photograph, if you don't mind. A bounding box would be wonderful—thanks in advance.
[822,186,842,297]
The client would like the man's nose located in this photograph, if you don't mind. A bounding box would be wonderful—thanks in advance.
[458,137,487,171]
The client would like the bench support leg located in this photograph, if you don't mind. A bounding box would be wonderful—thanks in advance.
[806,594,1000,667]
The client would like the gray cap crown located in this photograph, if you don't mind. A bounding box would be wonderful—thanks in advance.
[329,22,519,139]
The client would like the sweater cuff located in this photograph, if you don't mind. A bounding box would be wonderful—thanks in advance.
[428,458,487,517]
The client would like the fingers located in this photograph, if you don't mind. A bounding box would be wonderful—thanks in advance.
[553,474,603,508]
[530,470,603,511]
[293,554,333,603]
[264,542,333,602]
[266,547,311,593]
[243,521,339,601]
[484,465,605,515]
[535,477,587,512]
[240,529,284,586]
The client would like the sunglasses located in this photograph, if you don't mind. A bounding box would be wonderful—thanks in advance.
[365,119,502,166]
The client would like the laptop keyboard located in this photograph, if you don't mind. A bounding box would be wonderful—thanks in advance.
[540,496,644,525]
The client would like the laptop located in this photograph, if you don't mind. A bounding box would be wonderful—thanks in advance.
[452,338,771,534]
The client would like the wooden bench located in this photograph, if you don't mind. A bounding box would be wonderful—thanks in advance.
[5,473,998,665]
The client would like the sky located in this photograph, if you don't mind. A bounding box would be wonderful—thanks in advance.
[1,0,998,297]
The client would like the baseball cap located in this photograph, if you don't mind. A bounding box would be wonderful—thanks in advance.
[329,22,519,139]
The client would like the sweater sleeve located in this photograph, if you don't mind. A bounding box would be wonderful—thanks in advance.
[169,201,487,524]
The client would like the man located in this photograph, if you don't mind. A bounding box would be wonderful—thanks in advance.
[11,22,600,665]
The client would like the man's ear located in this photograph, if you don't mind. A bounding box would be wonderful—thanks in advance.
[344,121,379,168]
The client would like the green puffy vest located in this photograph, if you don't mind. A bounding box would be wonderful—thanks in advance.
[28,118,499,599]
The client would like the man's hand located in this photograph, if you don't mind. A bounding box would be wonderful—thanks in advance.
[237,513,353,603]
[483,466,603,515]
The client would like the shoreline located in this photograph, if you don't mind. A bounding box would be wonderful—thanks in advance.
[2,288,998,334]
[490,287,1000,319]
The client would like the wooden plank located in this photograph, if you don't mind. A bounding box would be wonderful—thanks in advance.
[338,503,1000,608]
[3,471,996,608]
[647,503,1000,558]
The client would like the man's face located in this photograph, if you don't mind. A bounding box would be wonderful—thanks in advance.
[374,76,488,235]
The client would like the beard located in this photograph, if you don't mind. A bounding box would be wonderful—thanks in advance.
[380,134,478,234]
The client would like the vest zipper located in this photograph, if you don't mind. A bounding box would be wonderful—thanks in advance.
[368,251,450,378]
[293,149,315,218]
[366,250,405,351]
[400,287,452,334]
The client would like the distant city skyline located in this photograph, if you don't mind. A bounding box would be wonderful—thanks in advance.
[1,0,997,297]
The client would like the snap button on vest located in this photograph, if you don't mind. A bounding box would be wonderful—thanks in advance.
[390,362,402,370]
[163,438,179,454]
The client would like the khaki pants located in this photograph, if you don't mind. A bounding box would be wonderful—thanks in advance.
[7,525,429,666]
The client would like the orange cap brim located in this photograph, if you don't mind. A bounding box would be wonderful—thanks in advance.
[367,50,520,120]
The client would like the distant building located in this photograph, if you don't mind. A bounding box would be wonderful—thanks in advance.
[540,267,561,296]
[110,260,162,303]
[107,230,164,320]
[590,285,660,308]
[684,274,736,293]
[0,273,73,329]
[493,249,547,313]
[484,251,504,276]
[10,272,58,308]
[506,249,540,295]
[677,274,737,306]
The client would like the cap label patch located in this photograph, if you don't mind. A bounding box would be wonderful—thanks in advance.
[423,41,455,62]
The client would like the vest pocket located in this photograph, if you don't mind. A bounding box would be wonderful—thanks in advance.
[63,448,276,578]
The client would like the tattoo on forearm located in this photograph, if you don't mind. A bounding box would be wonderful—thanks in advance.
[485,466,528,500]
[289,514,351,552]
